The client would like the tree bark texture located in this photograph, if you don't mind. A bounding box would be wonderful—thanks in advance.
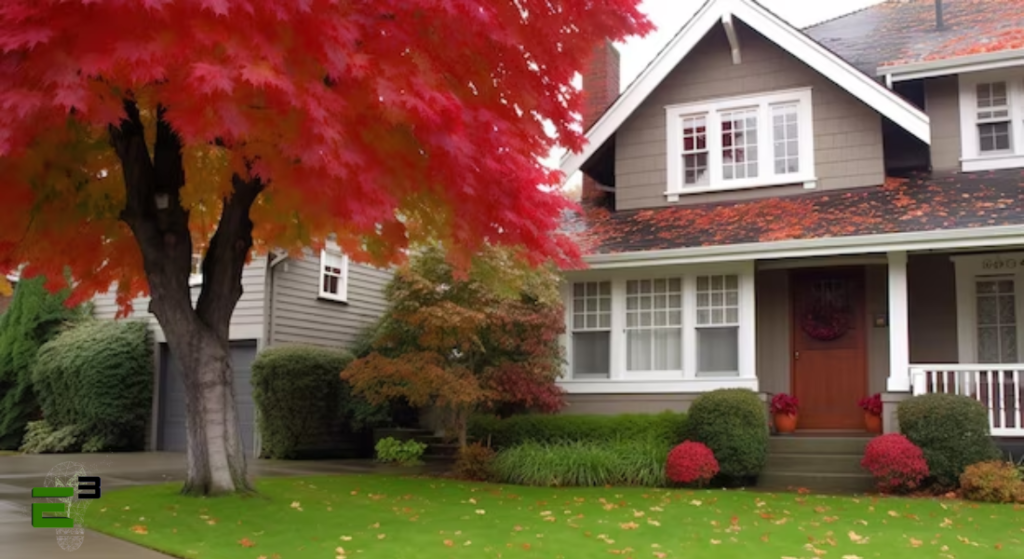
[109,102,261,495]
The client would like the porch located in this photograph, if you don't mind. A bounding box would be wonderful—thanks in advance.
[560,248,1024,438]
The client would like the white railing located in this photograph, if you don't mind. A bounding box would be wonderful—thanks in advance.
[909,364,1024,437]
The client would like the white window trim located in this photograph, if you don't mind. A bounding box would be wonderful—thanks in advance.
[951,252,1024,363]
[665,88,816,200]
[319,243,350,303]
[958,70,1024,172]
[189,253,203,287]
[559,262,757,393]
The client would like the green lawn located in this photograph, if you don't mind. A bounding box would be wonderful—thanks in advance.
[86,474,1023,558]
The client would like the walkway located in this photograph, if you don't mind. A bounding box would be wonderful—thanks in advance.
[0,451,428,559]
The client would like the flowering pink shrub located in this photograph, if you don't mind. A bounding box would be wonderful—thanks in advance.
[860,434,929,493]
[666,441,719,487]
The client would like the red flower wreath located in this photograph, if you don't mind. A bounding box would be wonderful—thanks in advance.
[801,302,849,341]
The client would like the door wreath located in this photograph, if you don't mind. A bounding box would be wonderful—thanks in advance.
[801,301,849,341]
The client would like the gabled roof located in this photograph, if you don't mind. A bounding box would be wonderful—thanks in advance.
[560,0,931,181]
[806,0,1024,81]
[564,169,1024,256]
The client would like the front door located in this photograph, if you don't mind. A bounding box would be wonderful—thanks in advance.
[791,267,867,430]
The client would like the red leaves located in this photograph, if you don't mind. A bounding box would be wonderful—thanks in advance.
[860,434,929,494]
[0,0,653,305]
[665,441,719,487]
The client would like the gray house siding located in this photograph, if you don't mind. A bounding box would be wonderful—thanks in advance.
[924,76,962,172]
[267,250,392,351]
[91,254,269,342]
[614,21,885,211]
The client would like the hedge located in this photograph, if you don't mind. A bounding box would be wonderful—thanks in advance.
[685,388,768,484]
[252,344,397,459]
[28,319,152,453]
[0,276,82,450]
[468,411,688,449]
[897,393,1001,487]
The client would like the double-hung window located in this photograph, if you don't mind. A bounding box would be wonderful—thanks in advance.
[319,244,349,302]
[959,72,1024,171]
[625,278,683,372]
[571,281,611,378]
[695,275,740,375]
[666,88,814,199]
[952,253,1024,364]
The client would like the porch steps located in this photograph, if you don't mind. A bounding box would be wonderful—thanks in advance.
[757,436,874,494]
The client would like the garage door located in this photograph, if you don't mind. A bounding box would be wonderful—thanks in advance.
[157,340,258,457]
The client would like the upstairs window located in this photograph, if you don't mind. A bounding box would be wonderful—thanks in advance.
[959,72,1024,171]
[319,244,349,302]
[666,88,814,199]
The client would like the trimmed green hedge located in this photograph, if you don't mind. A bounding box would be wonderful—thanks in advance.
[29,319,152,453]
[685,388,768,484]
[468,411,688,449]
[898,393,1001,487]
[252,344,395,459]
[492,439,669,487]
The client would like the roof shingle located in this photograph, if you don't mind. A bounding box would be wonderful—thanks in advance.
[566,169,1024,255]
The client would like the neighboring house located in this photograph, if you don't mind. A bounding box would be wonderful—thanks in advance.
[559,0,1024,440]
[91,241,392,457]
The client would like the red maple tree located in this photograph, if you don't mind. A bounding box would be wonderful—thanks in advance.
[0,1,652,494]
[342,244,566,448]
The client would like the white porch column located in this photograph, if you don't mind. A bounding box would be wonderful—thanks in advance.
[887,251,911,392]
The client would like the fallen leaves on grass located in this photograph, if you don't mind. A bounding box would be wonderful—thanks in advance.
[848,531,869,544]
[290,501,302,511]
[238,538,255,548]
[129,525,148,535]
[620,521,639,530]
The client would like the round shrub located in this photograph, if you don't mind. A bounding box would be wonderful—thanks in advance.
[453,442,496,481]
[30,319,152,452]
[666,441,719,487]
[860,434,929,493]
[959,460,1023,504]
[685,389,768,482]
[897,393,1001,487]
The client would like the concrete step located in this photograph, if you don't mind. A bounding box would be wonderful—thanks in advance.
[767,436,872,455]
[757,471,875,494]
[764,453,866,475]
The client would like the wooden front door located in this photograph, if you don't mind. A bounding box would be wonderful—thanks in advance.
[791,267,867,430]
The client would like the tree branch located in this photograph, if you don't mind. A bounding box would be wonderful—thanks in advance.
[195,173,264,337]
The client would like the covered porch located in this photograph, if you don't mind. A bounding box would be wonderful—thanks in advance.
[560,244,1024,438]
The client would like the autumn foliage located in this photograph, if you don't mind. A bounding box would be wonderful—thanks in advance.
[341,245,566,446]
[665,441,719,487]
[860,434,929,494]
[959,460,1024,504]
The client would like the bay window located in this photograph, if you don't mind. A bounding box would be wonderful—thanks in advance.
[959,71,1024,171]
[563,266,755,387]
[665,88,814,199]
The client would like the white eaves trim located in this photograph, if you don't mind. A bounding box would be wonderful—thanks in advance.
[880,49,1024,83]
[578,224,1024,270]
[559,0,931,181]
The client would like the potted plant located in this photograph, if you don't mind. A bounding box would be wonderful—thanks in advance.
[858,393,883,434]
[770,393,799,434]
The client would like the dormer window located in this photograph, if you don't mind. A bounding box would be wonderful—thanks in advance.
[959,71,1024,171]
[665,88,815,201]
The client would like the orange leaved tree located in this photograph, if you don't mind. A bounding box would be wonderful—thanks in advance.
[0,1,651,495]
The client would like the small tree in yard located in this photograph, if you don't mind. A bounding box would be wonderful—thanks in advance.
[342,245,566,447]
[0,2,652,494]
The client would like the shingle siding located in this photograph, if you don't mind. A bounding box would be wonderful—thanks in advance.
[614,22,885,211]
[925,75,962,172]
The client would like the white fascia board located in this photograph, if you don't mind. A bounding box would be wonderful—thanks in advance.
[558,0,931,184]
[580,225,1024,269]
[882,49,1024,83]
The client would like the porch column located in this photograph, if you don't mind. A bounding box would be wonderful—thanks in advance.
[886,251,911,392]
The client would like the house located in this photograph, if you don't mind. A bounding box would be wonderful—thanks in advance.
[558,0,1024,442]
[91,242,392,457]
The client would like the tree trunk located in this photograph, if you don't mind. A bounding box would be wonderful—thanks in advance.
[109,102,262,496]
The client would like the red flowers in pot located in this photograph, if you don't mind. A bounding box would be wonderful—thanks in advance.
[858,393,883,434]
[770,393,799,434]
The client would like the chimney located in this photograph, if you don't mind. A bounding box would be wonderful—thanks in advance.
[935,0,944,30]
[580,40,620,210]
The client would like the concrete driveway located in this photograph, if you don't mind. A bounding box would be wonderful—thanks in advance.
[0,452,408,559]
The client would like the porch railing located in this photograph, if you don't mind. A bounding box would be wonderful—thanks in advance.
[909,365,1024,437]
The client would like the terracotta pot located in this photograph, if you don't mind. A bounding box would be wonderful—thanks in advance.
[864,411,882,434]
[774,413,798,434]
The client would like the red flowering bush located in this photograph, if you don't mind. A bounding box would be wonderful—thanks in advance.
[858,393,882,415]
[666,441,719,487]
[860,434,929,493]
[770,393,799,416]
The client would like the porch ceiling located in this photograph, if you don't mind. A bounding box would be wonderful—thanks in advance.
[563,169,1024,256]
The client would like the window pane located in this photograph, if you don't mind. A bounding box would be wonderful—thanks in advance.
[653,328,682,370]
[721,108,759,180]
[697,327,739,374]
[572,281,611,332]
[573,331,610,378]
[627,330,653,371]
[696,274,740,326]
[979,122,1011,152]
[975,278,1017,363]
